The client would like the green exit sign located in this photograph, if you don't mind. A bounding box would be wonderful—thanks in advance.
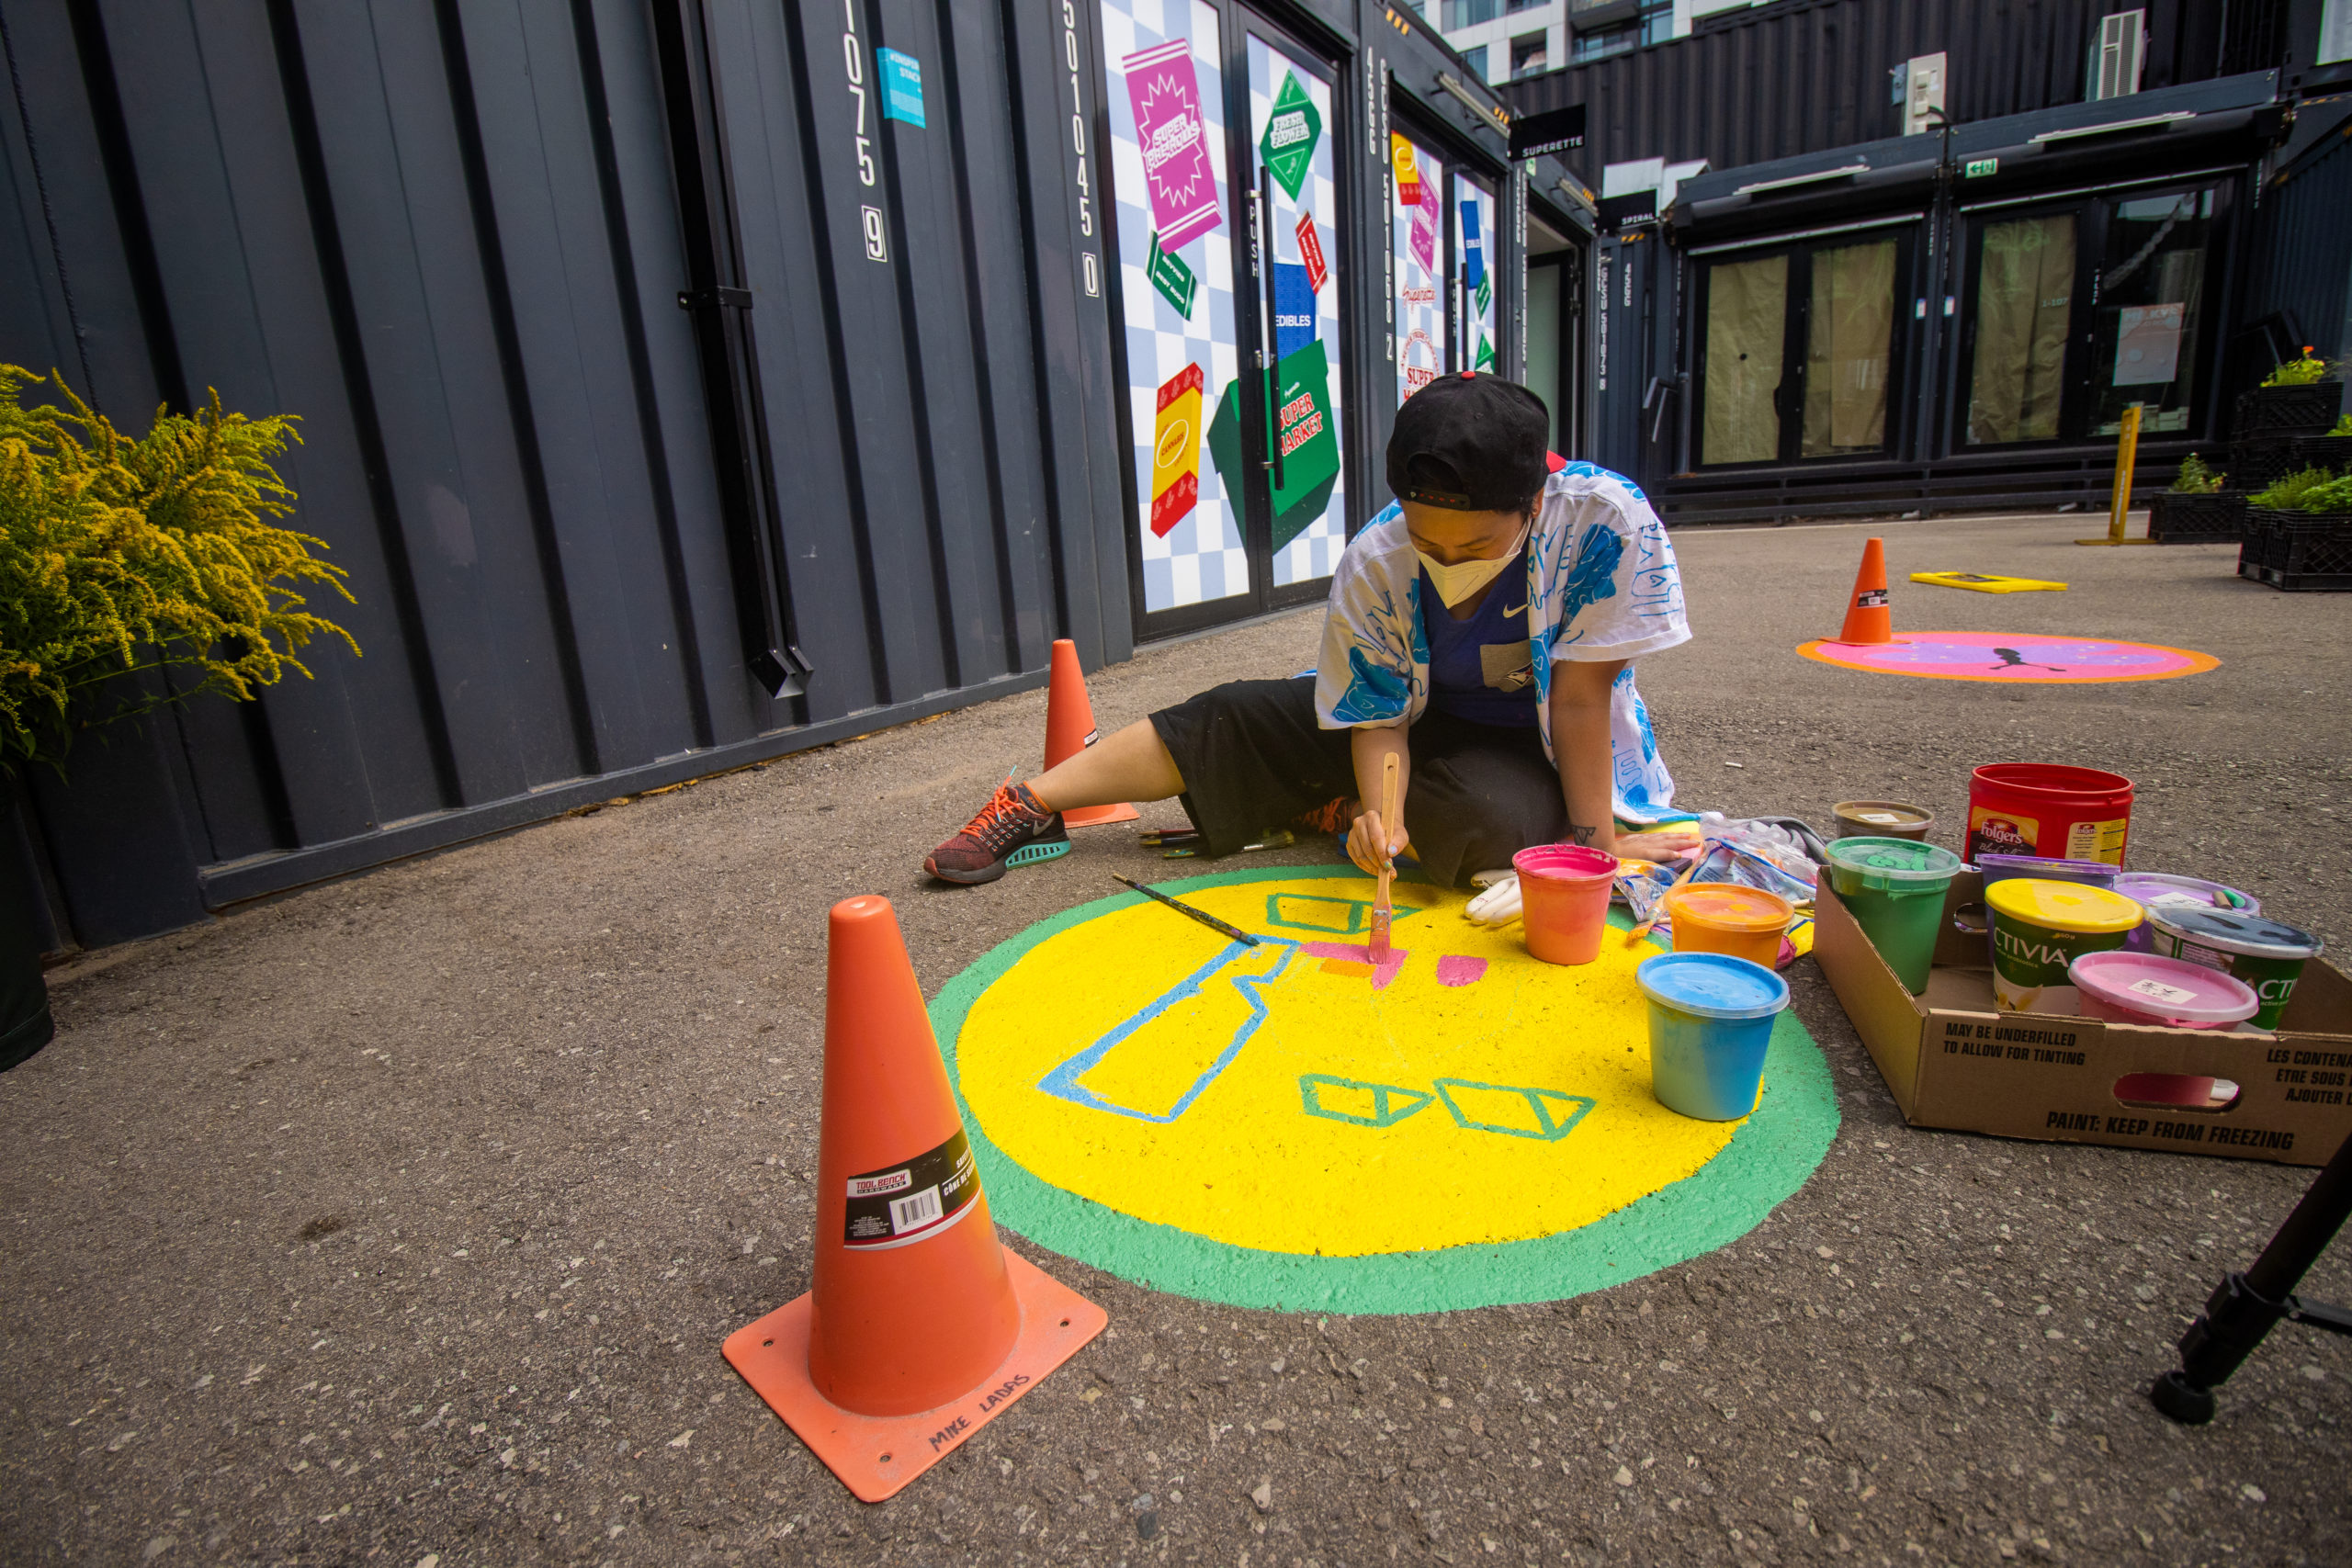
[1963,156,1999,178]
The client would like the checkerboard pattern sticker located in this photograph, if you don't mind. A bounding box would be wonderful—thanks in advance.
[1455,175,1498,373]
[1393,134,1445,406]
[1248,34,1345,588]
[1102,0,1246,613]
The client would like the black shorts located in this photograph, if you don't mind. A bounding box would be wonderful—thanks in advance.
[1147,676,1566,889]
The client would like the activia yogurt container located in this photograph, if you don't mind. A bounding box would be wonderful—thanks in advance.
[2140,907,2323,1032]
[2111,874,2261,952]
[2067,950,2260,1029]
[1984,879,2143,1014]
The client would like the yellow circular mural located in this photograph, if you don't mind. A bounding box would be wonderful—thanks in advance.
[939,867,1838,1311]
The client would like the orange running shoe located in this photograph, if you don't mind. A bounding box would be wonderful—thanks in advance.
[924,781,1070,886]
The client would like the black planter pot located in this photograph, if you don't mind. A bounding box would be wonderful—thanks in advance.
[0,781,56,1072]
[2233,380,2345,438]
[2148,491,2245,544]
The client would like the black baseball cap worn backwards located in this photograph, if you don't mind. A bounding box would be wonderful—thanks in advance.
[1386,370,1552,513]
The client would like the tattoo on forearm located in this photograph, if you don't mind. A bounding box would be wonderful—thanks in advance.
[1566,822,1600,847]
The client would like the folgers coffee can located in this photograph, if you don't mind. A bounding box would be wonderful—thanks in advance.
[1984,878,2143,1014]
[1966,763,2134,867]
[2140,907,2323,1032]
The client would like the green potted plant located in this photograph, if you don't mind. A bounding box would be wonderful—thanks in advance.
[2240,466,2352,591]
[2233,347,2345,438]
[0,367,358,1069]
[2148,452,2244,544]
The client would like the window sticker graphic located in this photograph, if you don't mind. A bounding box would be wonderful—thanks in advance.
[1150,363,1205,537]
[1125,40,1222,252]
[1258,70,1322,200]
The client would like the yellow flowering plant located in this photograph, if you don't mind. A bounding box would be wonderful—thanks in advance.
[0,366,358,773]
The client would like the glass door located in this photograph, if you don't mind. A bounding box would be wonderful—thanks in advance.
[1693,228,1911,467]
[1957,183,2223,447]
[1096,0,1348,637]
[1390,130,1446,401]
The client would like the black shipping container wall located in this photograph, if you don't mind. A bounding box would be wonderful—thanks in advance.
[2239,101,2352,378]
[1499,0,2269,188]
[0,0,1132,948]
[0,0,1522,948]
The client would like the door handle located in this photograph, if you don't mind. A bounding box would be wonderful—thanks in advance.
[1261,164,1283,492]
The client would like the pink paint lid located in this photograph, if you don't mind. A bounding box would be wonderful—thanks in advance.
[2068,951,2259,1024]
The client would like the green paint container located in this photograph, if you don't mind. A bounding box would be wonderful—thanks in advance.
[2140,907,2323,1031]
[1823,837,1962,995]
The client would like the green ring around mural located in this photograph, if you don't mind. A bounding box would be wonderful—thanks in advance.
[933,863,1840,1315]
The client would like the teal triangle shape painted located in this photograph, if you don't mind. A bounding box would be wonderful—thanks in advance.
[1300,1074,1434,1128]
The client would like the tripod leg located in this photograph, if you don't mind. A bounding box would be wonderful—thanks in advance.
[2152,1128,2352,1424]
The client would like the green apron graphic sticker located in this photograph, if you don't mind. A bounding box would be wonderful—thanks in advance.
[1259,73,1322,202]
[1474,274,1492,319]
[1270,339,1339,547]
[1474,333,1498,372]
[1147,231,1198,320]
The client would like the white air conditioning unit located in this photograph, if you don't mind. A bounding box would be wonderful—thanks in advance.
[1900,52,1947,136]
[2088,9,2146,101]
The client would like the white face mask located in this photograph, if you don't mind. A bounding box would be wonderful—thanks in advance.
[1416,524,1528,608]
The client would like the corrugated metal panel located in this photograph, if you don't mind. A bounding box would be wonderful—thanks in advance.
[1500,0,2246,182]
[2240,105,2352,362]
[0,0,1125,945]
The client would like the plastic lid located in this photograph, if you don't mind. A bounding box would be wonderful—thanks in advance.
[2143,905,2322,959]
[1984,878,2143,934]
[1976,853,2118,882]
[2069,951,2259,1023]
[2111,873,2258,915]
[1665,884,1794,931]
[1823,836,1963,884]
[1636,952,1790,1020]
[1513,843,1619,882]
[1836,800,1930,826]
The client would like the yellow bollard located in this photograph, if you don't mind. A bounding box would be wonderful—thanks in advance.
[2077,401,2158,545]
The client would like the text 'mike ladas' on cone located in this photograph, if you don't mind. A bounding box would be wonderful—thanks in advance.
[721,895,1107,1502]
[1044,637,1140,826]
[1833,536,1899,646]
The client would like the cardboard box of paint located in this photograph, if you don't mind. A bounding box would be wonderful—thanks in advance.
[1814,870,2352,1167]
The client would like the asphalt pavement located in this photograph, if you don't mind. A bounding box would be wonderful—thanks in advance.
[3,512,2348,1567]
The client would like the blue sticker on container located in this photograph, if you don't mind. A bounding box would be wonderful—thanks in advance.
[878,47,925,128]
[1272,262,1317,362]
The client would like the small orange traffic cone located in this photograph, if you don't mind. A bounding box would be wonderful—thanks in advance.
[1832,537,1899,645]
[723,896,1106,1501]
[1044,638,1139,826]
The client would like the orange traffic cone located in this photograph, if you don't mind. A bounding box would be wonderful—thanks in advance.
[723,896,1106,1501]
[1832,536,1899,645]
[1044,638,1139,826]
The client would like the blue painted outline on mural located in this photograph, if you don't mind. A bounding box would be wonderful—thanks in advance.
[1037,937,1304,1122]
[1433,1078,1597,1142]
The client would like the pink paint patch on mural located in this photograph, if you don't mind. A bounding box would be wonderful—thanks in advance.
[1302,942,1409,989]
[1434,955,1488,987]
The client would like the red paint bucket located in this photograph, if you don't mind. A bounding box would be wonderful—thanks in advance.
[1966,763,2135,868]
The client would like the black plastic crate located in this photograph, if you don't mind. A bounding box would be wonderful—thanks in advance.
[2239,508,2352,591]
[2149,491,2245,543]
[2225,436,2303,492]
[2295,433,2352,472]
[2233,381,2346,437]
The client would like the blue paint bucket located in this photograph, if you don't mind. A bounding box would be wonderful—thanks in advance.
[1636,953,1790,1122]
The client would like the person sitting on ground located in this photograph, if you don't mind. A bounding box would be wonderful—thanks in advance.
[923,371,1698,888]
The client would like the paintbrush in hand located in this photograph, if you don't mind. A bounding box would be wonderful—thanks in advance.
[1368,752,1399,962]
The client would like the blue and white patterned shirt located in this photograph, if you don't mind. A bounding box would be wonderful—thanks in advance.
[1312,462,1690,822]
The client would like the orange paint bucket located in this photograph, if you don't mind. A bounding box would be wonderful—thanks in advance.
[1664,885,1796,968]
